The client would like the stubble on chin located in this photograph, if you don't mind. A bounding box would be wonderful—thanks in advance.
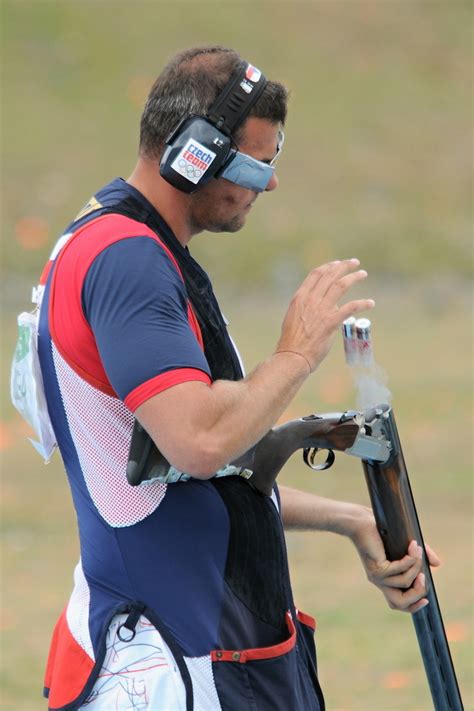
[216,215,246,233]
[189,209,246,235]
[189,187,249,235]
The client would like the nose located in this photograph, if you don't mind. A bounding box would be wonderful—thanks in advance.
[265,172,279,192]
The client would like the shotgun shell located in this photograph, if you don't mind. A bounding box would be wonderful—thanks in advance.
[342,317,358,366]
[355,317,374,366]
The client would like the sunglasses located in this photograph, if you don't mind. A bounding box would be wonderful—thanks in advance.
[219,130,285,192]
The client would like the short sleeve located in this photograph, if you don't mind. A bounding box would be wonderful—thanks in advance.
[82,236,211,410]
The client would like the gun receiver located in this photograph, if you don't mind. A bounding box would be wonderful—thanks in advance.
[233,405,391,497]
[232,410,360,496]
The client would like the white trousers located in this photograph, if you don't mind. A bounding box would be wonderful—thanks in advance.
[79,614,187,710]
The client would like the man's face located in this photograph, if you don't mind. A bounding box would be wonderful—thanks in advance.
[188,117,280,234]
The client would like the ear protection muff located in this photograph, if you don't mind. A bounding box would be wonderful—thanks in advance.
[159,61,267,194]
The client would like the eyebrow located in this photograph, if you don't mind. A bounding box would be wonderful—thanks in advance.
[233,130,284,166]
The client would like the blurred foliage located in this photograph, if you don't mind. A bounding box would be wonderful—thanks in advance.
[1,1,473,709]
[1,0,472,296]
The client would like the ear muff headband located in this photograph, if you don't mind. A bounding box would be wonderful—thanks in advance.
[206,61,267,135]
[159,61,268,193]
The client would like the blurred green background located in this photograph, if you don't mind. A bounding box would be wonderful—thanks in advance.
[1,1,472,709]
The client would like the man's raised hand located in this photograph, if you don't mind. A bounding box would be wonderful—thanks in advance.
[276,258,375,372]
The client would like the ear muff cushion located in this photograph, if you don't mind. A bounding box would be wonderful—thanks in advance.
[160,117,231,194]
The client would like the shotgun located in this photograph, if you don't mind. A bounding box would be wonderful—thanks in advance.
[234,403,464,710]
[127,406,463,709]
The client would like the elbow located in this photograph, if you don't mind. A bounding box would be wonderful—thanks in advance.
[169,436,227,479]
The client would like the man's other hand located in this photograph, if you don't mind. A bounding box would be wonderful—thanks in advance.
[352,509,442,613]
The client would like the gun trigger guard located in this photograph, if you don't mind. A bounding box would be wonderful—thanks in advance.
[303,447,335,471]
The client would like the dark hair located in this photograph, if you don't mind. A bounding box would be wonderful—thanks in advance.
[139,46,288,159]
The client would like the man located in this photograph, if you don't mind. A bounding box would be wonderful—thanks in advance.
[38,46,438,710]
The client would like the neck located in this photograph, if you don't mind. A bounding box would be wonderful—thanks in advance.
[127,156,199,246]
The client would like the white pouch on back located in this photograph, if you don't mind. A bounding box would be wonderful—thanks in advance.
[10,306,57,461]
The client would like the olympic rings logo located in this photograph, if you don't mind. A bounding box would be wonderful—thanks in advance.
[178,159,202,180]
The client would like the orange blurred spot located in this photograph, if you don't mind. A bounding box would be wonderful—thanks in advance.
[0,415,36,451]
[127,74,153,108]
[446,622,469,642]
[15,216,49,250]
[0,421,14,450]
[11,416,35,439]
[0,609,15,631]
[382,671,412,689]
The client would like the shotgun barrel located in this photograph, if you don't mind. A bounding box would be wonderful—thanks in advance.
[361,409,463,710]
[341,317,463,708]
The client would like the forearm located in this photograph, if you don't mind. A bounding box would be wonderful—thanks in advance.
[204,352,309,459]
[279,484,441,614]
[136,351,309,476]
[279,484,371,540]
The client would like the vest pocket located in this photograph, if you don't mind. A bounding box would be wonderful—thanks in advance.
[211,611,323,711]
[296,609,318,671]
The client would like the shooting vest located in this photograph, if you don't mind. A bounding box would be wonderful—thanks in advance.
[40,178,325,711]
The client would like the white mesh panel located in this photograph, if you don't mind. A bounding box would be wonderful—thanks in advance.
[185,655,222,711]
[52,344,167,526]
[66,560,94,661]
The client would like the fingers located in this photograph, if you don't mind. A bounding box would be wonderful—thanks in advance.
[319,261,367,300]
[338,298,376,322]
[386,579,428,613]
[361,533,440,614]
[408,539,441,568]
[310,259,375,322]
[306,259,364,299]
[405,586,430,614]
[375,540,441,613]
[377,560,422,590]
[302,259,360,294]
[384,572,429,613]
[299,259,375,327]
[368,540,422,582]
[308,258,360,292]
[277,257,374,373]
[425,543,442,568]
[380,541,440,588]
